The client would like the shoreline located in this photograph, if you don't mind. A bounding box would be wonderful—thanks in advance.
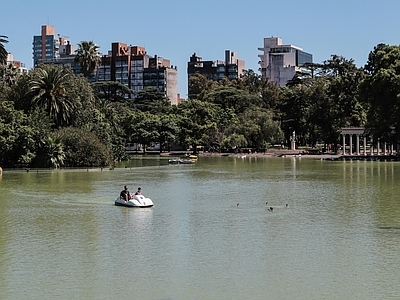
[160,150,399,160]
[196,151,340,159]
[158,149,341,159]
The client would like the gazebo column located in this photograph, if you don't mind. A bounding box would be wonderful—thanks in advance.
[363,136,367,155]
[356,134,360,155]
[383,142,387,155]
[342,134,346,155]
[349,134,353,155]
[377,139,380,156]
[391,144,394,155]
[370,136,374,155]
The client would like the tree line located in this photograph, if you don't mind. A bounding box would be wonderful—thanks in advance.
[1,36,400,168]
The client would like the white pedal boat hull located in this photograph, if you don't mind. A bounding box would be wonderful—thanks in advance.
[115,194,154,207]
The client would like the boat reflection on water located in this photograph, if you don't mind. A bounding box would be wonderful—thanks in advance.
[121,205,154,231]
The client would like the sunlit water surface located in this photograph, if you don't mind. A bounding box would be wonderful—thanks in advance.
[1,156,400,299]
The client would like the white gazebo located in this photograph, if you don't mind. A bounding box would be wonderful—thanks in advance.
[340,127,396,156]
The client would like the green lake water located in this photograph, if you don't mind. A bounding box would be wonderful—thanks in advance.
[1,156,400,299]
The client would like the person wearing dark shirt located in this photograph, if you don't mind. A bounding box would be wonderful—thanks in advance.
[120,185,132,201]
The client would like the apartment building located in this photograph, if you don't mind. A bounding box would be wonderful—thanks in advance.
[32,25,76,68]
[32,25,179,104]
[97,42,179,105]
[258,37,312,86]
[187,50,245,94]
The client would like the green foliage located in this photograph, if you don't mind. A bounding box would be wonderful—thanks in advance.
[0,80,12,102]
[232,108,283,149]
[74,41,101,77]
[55,127,113,167]
[174,99,220,152]
[281,55,367,147]
[360,44,400,143]
[205,86,261,114]
[67,74,97,127]
[123,111,161,152]
[0,101,51,167]
[132,87,171,114]
[188,73,217,100]
[7,73,31,111]
[222,133,247,149]
[28,65,77,127]
[0,63,19,86]
[34,136,65,168]
[1,44,400,166]
[91,81,133,102]
[157,115,179,152]
[323,55,367,128]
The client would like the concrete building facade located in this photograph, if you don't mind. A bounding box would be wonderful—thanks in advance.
[258,37,312,86]
[187,50,245,95]
[32,25,179,105]
[33,25,74,67]
[97,42,179,105]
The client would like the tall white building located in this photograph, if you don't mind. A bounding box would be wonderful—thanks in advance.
[258,37,312,86]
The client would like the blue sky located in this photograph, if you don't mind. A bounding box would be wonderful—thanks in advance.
[2,0,400,97]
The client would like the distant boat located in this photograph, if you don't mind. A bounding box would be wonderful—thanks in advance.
[168,159,181,164]
[168,159,195,165]
[180,153,198,160]
[179,159,195,164]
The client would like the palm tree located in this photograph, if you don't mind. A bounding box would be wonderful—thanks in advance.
[28,65,76,127]
[0,35,9,65]
[44,137,65,168]
[74,41,101,77]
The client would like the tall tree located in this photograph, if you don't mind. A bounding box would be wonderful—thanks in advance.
[28,65,76,127]
[360,44,400,143]
[280,85,313,146]
[132,87,171,114]
[174,99,220,153]
[0,35,8,65]
[235,69,263,94]
[123,111,161,152]
[205,86,261,114]
[322,55,366,128]
[188,73,217,100]
[75,41,101,77]
[234,108,283,149]
[156,115,179,152]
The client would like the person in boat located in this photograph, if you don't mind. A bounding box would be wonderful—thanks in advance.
[134,187,142,195]
[120,185,132,201]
